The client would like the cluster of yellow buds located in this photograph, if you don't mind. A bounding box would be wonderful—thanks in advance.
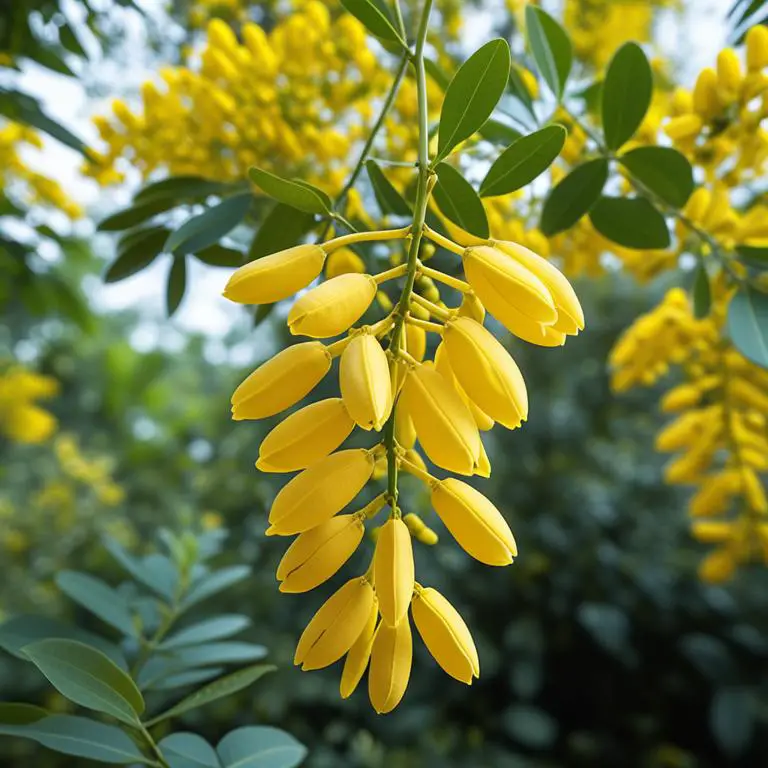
[224,220,583,711]
[0,366,59,444]
[611,286,768,582]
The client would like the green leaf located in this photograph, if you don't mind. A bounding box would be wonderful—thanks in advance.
[102,537,176,600]
[433,163,489,239]
[166,642,268,668]
[195,245,244,268]
[693,265,712,319]
[437,39,511,162]
[736,244,768,269]
[338,0,403,44]
[167,256,187,317]
[23,640,144,726]
[589,196,670,249]
[149,668,224,692]
[479,119,523,145]
[159,733,221,768]
[0,615,127,669]
[540,159,608,235]
[728,287,768,369]
[146,665,275,725]
[249,167,330,215]
[55,571,136,636]
[98,198,177,232]
[134,176,229,205]
[480,124,566,197]
[602,42,653,150]
[165,194,251,255]
[161,616,251,650]
[0,703,48,725]
[182,566,252,609]
[366,160,412,216]
[619,146,694,208]
[104,228,169,283]
[0,715,151,764]
[710,687,754,758]
[249,203,315,260]
[217,726,307,768]
[525,6,572,100]
[116,224,169,256]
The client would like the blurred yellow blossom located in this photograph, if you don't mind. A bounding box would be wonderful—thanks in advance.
[0,367,60,444]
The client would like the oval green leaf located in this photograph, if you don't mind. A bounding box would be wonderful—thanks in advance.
[602,42,653,150]
[728,288,768,369]
[0,703,48,725]
[525,6,572,100]
[194,245,244,268]
[736,244,768,270]
[366,160,412,216]
[167,256,187,317]
[437,39,511,162]
[161,615,251,650]
[338,0,404,44]
[433,163,489,239]
[540,158,608,236]
[589,196,670,249]
[23,640,144,726]
[619,146,694,208]
[480,124,566,197]
[165,641,268,668]
[159,733,221,768]
[182,566,252,609]
[134,176,229,205]
[165,193,251,255]
[217,726,307,768]
[104,227,168,283]
[693,264,712,319]
[150,668,224,692]
[55,571,135,636]
[98,198,177,232]
[249,167,330,215]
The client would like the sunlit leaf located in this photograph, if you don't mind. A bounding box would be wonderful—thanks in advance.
[619,146,694,208]
[249,168,330,215]
[525,6,572,99]
[433,163,489,238]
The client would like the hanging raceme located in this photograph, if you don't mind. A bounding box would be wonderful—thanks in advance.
[223,0,584,713]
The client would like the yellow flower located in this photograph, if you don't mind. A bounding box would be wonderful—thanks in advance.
[325,247,365,278]
[693,68,719,119]
[698,549,735,584]
[277,514,365,593]
[411,585,479,684]
[223,244,326,304]
[746,25,768,71]
[664,114,703,141]
[340,600,378,698]
[716,48,742,96]
[294,577,376,670]
[231,342,331,420]
[340,331,393,431]
[373,518,414,627]
[257,398,354,472]
[430,478,517,566]
[2,405,57,444]
[404,323,427,362]
[267,448,375,535]
[368,616,412,714]
[288,273,377,338]
[403,513,438,545]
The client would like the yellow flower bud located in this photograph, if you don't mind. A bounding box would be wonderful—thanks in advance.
[294,577,376,670]
[405,323,427,362]
[458,292,486,323]
[267,449,375,535]
[208,19,238,50]
[494,241,584,335]
[693,68,720,119]
[402,448,429,479]
[231,342,331,420]
[431,478,517,566]
[400,363,481,475]
[277,514,365,593]
[340,332,393,431]
[698,549,735,584]
[403,513,438,545]
[368,617,412,714]
[411,585,479,684]
[683,187,711,226]
[374,518,415,627]
[324,247,365,279]
[660,384,702,413]
[442,316,528,430]
[434,342,494,431]
[340,601,378,698]
[742,467,768,513]
[394,399,417,450]
[747,25,768,71]
[691,521,732,544]
[257,398,355,472]
[716,48,742,95]
[475,438,491,478]
[664,114,703,141]
[288,273,377,338]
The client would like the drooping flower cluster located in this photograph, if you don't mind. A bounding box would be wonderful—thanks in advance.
[225,216,583,711]
[0,366,60,444]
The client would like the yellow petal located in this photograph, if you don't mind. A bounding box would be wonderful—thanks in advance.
[411,586,479,684]
[434,343,495,431]
[368,616,412,714]
[400,363,480,475]
[277,514,364,593]
[431,478,517,566]
[458,292,486,323]
[294,577,375,670]
[494,241,584,335]
[231,342,331,420]
[340,332,393,431]
[463,245,557,325]
[443,316,528,429]
[374,518,415,627]
[257,398,354,472]
[267,449,375,535]
[340,601,378,698]
[405,323,427,362]
[223,244,326,304]
[325,247,365,278]
[288,273,377,338]
[474,438,491,478]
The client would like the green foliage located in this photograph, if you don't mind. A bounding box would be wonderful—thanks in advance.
[693,264,712,318]
[618,147,694,209]
[248,168,331,216]
[524,6,572,100]
[366,161,412,217]
[728,287,768,368]
[338,0,405,45]
[539,158,608,235]
[589,195,671,249]
[432,163,489,238]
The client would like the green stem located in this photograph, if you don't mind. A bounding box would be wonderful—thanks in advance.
[139,725,170,768]
[384,0,435,506]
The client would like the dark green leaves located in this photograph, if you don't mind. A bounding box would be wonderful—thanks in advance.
[436,39,511,162]
[737,244,768,269]
[217,726,307,768]
[540,159,608,235]
[619,146,694,208]
[98,199,177,232]
[480,125,566,197]
[165,194,251,255]
[23,640,144,726]
[602,43,653,150]
[134,176,228,205]
[338,0,404,45]
[249,204,316,261]
[104,227,169,283]
[433,163,489,239]
[366,160,412,216]
[161,615,251,650]
[710,687,755,758]
[693,265,712,319]
[0,704,48,725]
[167,257,187,316]
[182,566,251,609]
[589,196,670,249]
[249,167,330,215]
[159,733,220,768]
[525,7,572,100]
[55,571,135,636]
[728,287,768,369]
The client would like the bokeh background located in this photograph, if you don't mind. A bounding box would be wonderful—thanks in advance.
[2,0,768,766]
